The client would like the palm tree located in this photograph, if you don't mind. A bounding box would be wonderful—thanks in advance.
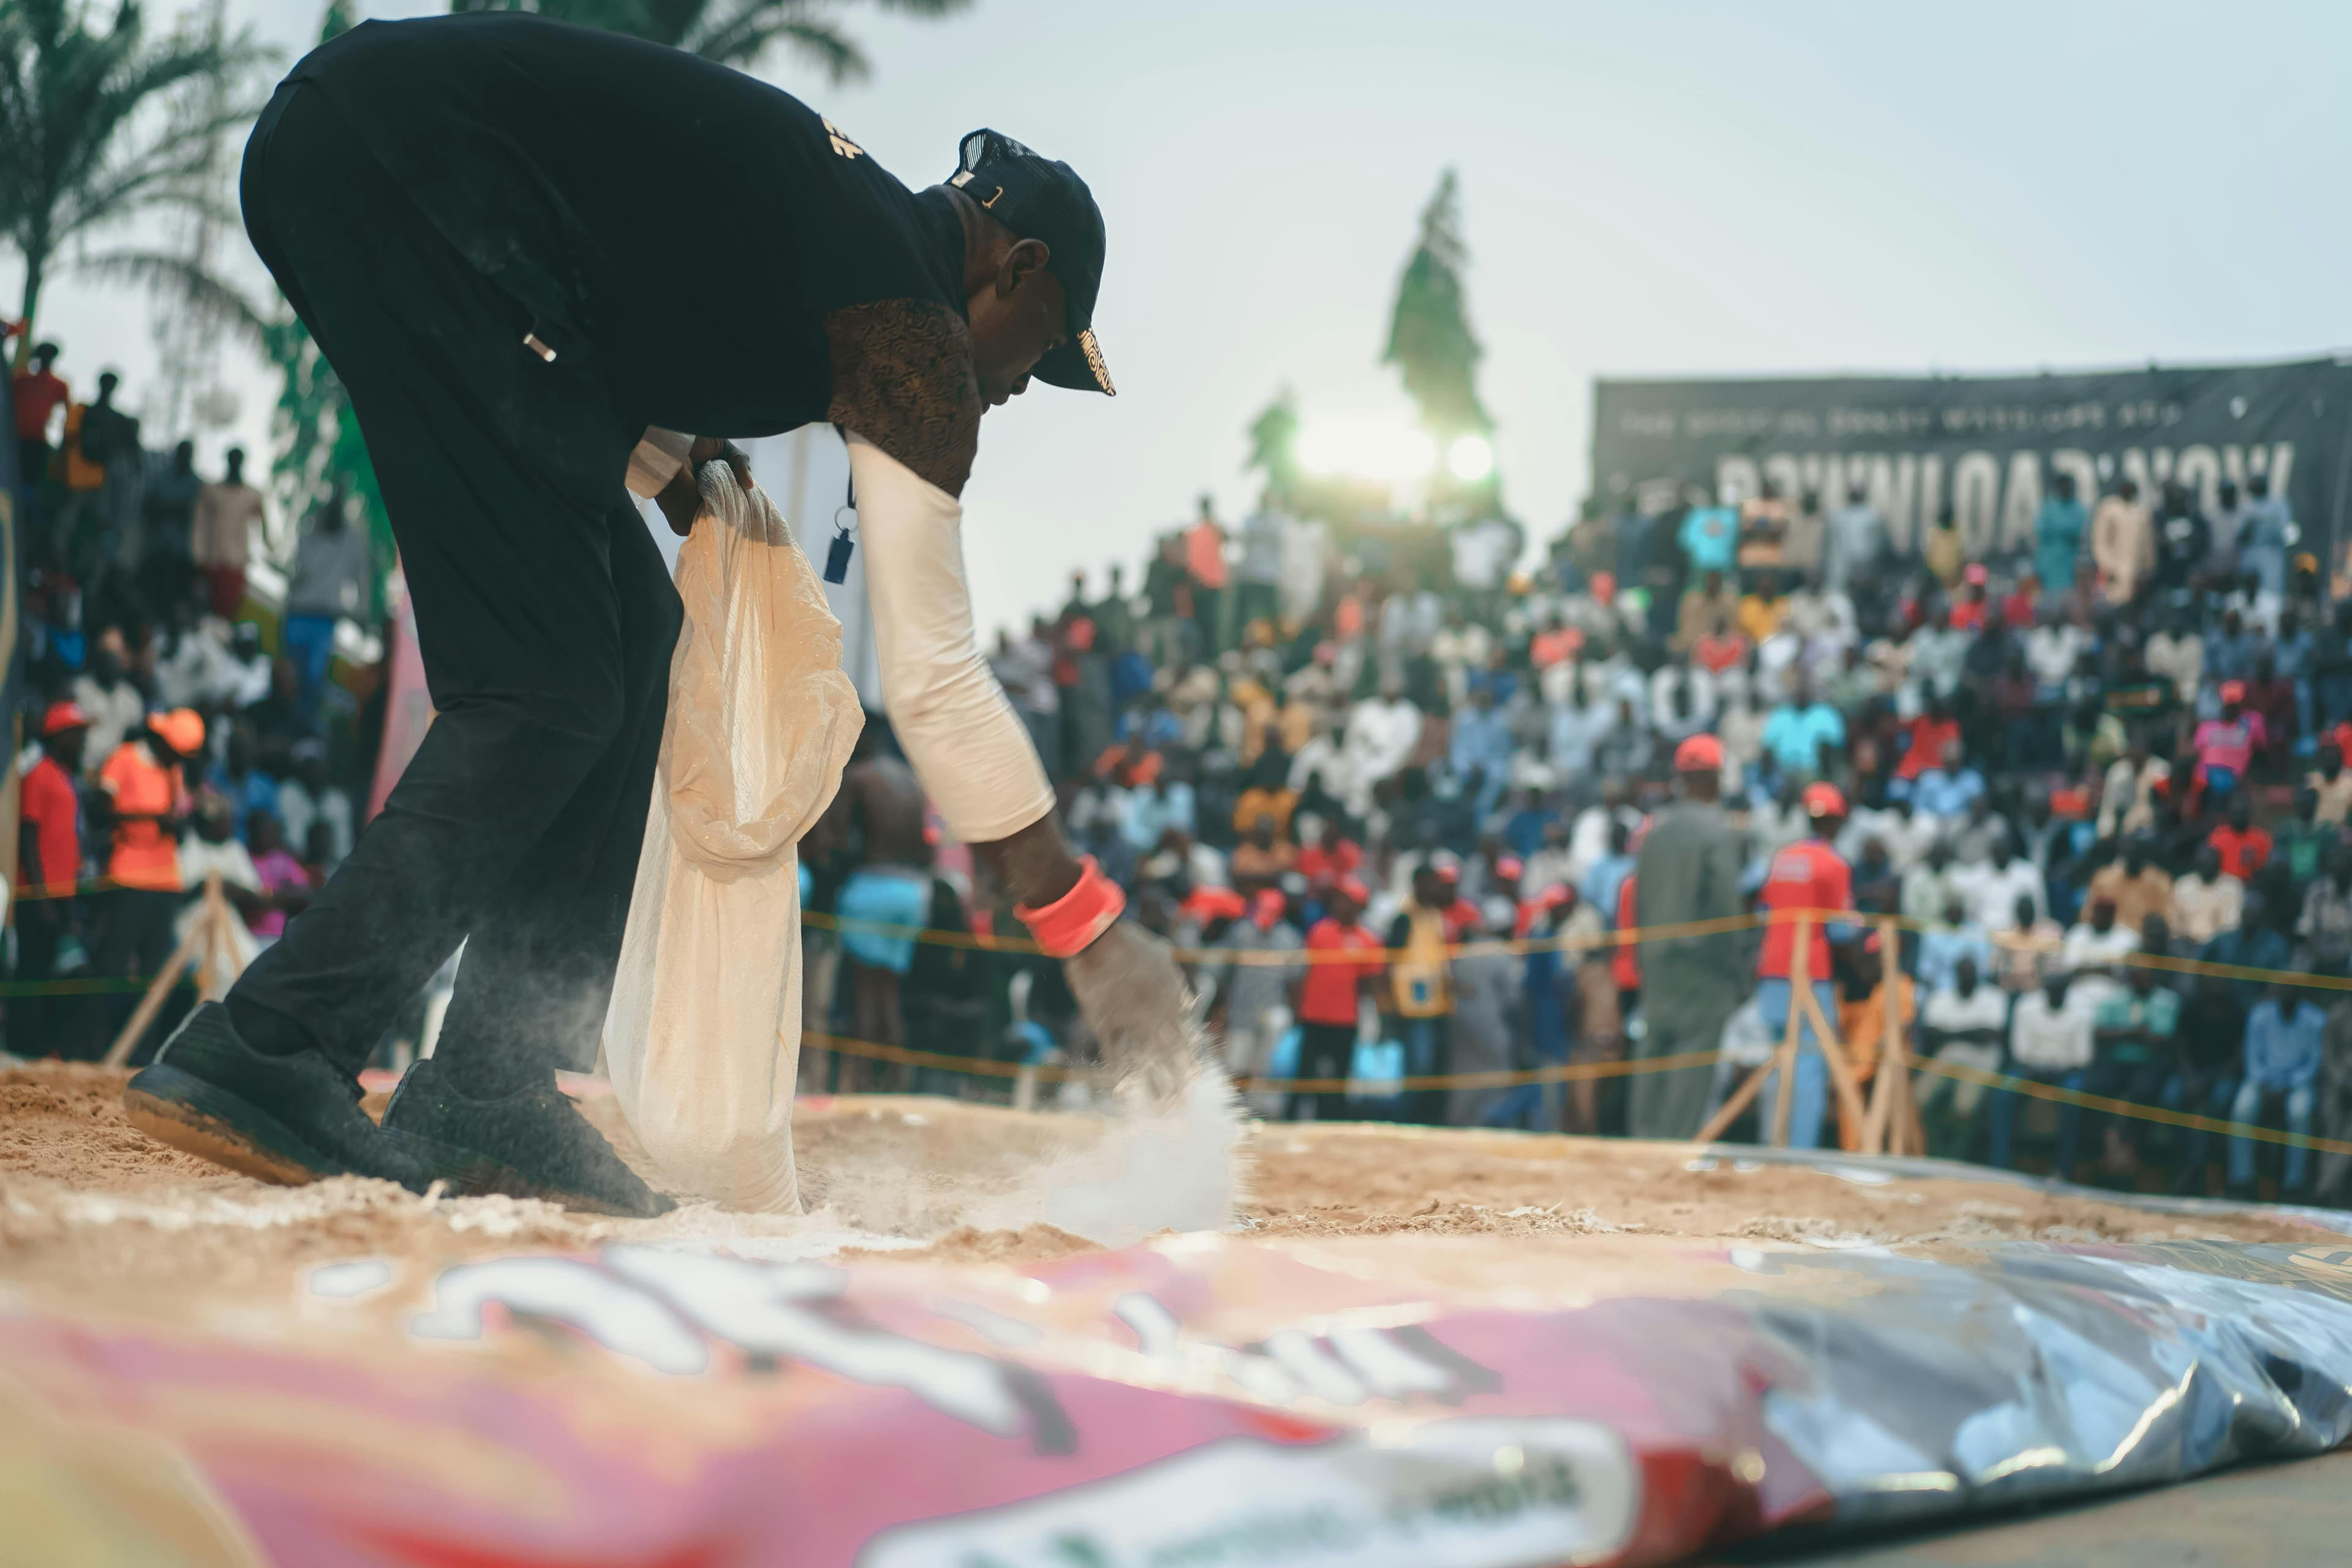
[449,0,971,78]
[0,0,274,368]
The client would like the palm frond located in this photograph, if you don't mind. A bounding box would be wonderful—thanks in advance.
[692,7,869,79]
[72,247,273,352]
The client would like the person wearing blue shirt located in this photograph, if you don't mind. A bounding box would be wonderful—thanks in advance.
[2032,472,2087,595]
[1909,763,1985,824]
[1760,676,1845,783]
[1120,772,1196,854]
[1501,789,1550,861]
[1916,895,1992,993]
[2230,984,2327,1197]
[2199,895,2292,1007]
[1447,682,1514,820]
[1679,501,1740,576]
[1580,819,1637,929]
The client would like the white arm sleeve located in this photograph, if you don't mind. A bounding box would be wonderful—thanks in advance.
[626,427,695,499]
[846,431,1056,843]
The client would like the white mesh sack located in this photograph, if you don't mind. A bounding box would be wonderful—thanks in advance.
[601,462,862,1211]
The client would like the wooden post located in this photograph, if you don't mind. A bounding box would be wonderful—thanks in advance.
[1697,913,1821,1149]
[103,873,235,1068]
[1793,975,1869,1146]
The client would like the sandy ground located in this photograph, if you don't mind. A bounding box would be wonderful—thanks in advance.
[2,1060,2331,1327]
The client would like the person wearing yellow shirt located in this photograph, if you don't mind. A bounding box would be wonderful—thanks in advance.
[1382,863,1457,1128]
[1738,574,1790,644]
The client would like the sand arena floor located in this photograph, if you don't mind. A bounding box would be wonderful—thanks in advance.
[1,1060,2325,1327]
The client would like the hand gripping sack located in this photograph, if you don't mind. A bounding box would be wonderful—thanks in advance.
[602,463,862,1211]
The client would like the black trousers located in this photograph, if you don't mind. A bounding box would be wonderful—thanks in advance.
[1286,1022,1357,1123]
[227,83,680,1094]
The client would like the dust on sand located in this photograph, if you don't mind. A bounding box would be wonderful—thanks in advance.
[1,1061,2328,1320]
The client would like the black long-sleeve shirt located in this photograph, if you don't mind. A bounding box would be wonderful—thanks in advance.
[290,15,981,495]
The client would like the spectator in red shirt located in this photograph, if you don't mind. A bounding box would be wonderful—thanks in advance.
[16,701,90,1057]
[1611,869,1642,994]
[2000,573,2041,630]
[1751,782,1858,1149]
[2208,798,2273,882]
[11,340,68,485]
[1286,876,1381,1123]
[1948,565,1990,631]
[1296,818,1363,892]
[1894,696,1962,786]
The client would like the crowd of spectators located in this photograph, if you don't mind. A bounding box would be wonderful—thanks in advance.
[816,469,2352,1205]
[10,342,376,1060]
[15,333,2352,1204]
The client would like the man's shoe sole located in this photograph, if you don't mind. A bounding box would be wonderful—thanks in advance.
[123,1063,349,1188]
[383,1128,671,1219]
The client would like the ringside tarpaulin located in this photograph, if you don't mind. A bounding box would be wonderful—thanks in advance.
[1591,357,2352,569]
[6,1157,2351,1566]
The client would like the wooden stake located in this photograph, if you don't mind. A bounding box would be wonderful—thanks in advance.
[103,875,214,1068]
[1793,974,1869,1147]
[1768,918,1812,1147]
[1695,1054,1773,1145]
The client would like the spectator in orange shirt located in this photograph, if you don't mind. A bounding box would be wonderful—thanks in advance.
[1183,494,1228,655]
[94,708,203,1060]
[2207,797,2273,882]
[1836,932,1915,1151]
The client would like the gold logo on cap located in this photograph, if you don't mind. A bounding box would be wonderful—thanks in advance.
[823,116,864,160]
[1079,329,1114,396]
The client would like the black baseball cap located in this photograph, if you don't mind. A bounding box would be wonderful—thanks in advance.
[949,129,1114,396]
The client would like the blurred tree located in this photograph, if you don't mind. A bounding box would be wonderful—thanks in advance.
[0,0,273,369]
[1382,169,1491,442]
[447,0,971,78]
[1243,388,1298,507]
[261,0,391,616]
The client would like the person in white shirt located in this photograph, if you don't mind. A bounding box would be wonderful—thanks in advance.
[1343,683,1420,810]
[1547,674,1617,777]
[1953,835,2045,930]
[1916,956,2009,1156]
[72,637,148,778]
[1566,783,1642,888]
[2024,616,2086,694]
[1990,971,2095,1174]
[2169,844,2245,944]
[1839,798,1929,873]
[2060,899,2140,1016]
[275,741,356,870]
[1286,717,1355,815]
[2097,736,2170,840]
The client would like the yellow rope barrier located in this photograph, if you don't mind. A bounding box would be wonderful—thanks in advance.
[799,1028,1722,1093]
[1909,1054,2352,1159]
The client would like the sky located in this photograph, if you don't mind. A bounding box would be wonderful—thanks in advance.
[18,0,2352,636]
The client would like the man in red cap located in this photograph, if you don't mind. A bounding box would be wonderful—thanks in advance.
[17,702,92,1055]
[1287,876,1379,1123]
[1751,780,1858,1148]
[1626,732,1750,1139]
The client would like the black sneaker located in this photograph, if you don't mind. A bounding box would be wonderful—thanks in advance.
[123,1001,431,1190]
[380,1058,674,1218]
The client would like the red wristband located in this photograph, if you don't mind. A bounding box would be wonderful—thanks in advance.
[1014,855,1126,958]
